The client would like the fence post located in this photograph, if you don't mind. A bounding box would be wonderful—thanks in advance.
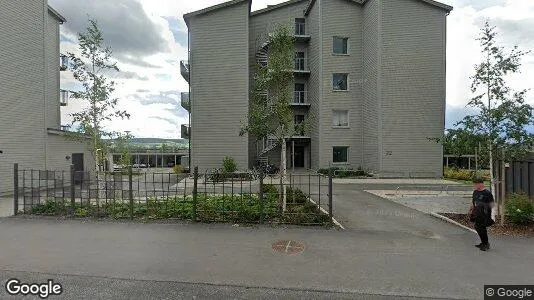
[500,158,506,226]
[128,166,133,219]
[192,166,198,222]
[328,168,333,223]
[70,164,75,210]
[13,163,19,215]
[259,168,264,224]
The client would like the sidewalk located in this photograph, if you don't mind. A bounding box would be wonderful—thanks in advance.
[1,217,533,299]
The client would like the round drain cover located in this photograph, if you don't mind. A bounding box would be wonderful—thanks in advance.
[272,240,305,254]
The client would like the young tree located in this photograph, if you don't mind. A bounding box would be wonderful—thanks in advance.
[67,19,129,172]
[114,132,134,169]
[240,25,306,212]
[67,19,130,204]
[457,21,533,194]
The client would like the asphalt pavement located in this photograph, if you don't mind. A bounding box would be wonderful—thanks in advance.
[1,180,533,300]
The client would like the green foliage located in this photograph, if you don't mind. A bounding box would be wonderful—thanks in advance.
[222,156,238,173]
[67,18,130,167]
[173,165,184,174]
[317,167,372,178]
[25,186,331,225]
[455,22,533,162]
[505,194,534,225]
[443,167,489,182]
[207,170,254,183]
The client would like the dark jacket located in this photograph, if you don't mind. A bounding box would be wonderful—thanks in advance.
[472,189,495,227]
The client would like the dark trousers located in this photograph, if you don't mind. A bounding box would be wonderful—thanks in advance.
[475,224,489,245]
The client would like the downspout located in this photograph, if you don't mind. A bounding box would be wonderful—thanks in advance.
[188,29,191,170]
[43,1,48,170]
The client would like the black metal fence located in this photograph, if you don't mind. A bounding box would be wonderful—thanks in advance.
[13,164,333,226]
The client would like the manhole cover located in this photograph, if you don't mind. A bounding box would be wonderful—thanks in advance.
[272,240,305,254]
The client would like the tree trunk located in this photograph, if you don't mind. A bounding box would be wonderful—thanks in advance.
[281,138,287,212]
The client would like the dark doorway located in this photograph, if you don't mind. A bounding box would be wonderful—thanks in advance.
[72,153,84,184]
[293,146,305,168]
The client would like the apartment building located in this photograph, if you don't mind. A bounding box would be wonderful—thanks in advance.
[0,0,93,195]
[182,0,452,177]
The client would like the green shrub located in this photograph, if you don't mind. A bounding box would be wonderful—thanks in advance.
[173,165,184,174]
[444,167,490,182]
[505,194,534,225]
[222,156,237,173]
[30,200,66,215]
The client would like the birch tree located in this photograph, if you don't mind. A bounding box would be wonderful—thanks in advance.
[457,21,533,194]
[240,25,307,212]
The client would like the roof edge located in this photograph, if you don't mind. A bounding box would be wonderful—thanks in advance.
[47,5,67,24]
[305,0,452,15]
[251,0,308,17]
[184,0,250,26]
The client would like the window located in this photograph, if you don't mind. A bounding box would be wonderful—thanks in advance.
[294,114,305,135]
[332,110,349,127]
[294,83,306,103]
[333,147,349,164]
[295,18,306,35]
[333,37,348,54]
[333,73,348,91]
[295,52,306,70]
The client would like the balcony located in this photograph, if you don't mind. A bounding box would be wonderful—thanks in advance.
[181,92,190,112]
[294,57,310,75]
[293,91,310,107]
[180,60,190,82]
[60,55,69,71]
[181,124,190,140]
[294,21,310,42]
[60,90,69,106]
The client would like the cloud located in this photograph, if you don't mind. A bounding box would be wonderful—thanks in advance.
[49,0,171,60]
[114,71,149,81]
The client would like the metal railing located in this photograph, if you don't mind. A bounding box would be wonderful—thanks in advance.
[293,91,308,104]
[180,60,189,81]
[295,22,306,36]
[294,57,309,72]
[181,92,190,111]
[12,164,334,226]
[60,90,68,106]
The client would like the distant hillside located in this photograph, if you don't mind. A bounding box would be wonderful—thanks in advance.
[109,137,189,151]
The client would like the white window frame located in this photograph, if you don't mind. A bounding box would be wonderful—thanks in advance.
[332,73,349,91]
[332,110,349,128]
[332,146,349,164]
[332,36,349,55]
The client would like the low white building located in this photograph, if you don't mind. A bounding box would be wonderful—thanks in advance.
[0,1,94,196]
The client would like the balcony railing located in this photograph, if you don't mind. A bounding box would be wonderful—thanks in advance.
[60,55,69,71]
[181,124,190,140]
[60,90,69,106]
[180,60,190,82]
[293,91,310,105]
[181,92,190,112]
[295,22,306,36]
[60,125,70,131]
[294,57,310,73]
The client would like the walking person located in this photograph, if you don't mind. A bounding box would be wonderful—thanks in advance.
[469,177,495,251]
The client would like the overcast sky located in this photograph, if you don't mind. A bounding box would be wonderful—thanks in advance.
[49,0,534,139]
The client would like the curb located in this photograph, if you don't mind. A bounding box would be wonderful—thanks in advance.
[429,212,477,233]
[308,198,345,230]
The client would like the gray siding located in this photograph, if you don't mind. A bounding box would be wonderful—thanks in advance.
[362,0,380,172]
[46,134,95,172]
[46,11,61,130]
[189,1,250,172]
[319,0,363,168]
[0,0,48,195]
[378,0,446,177]
[307,0,321,169]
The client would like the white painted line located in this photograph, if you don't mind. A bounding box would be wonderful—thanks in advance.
[308,197,345,230]
[429,212,477,234]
